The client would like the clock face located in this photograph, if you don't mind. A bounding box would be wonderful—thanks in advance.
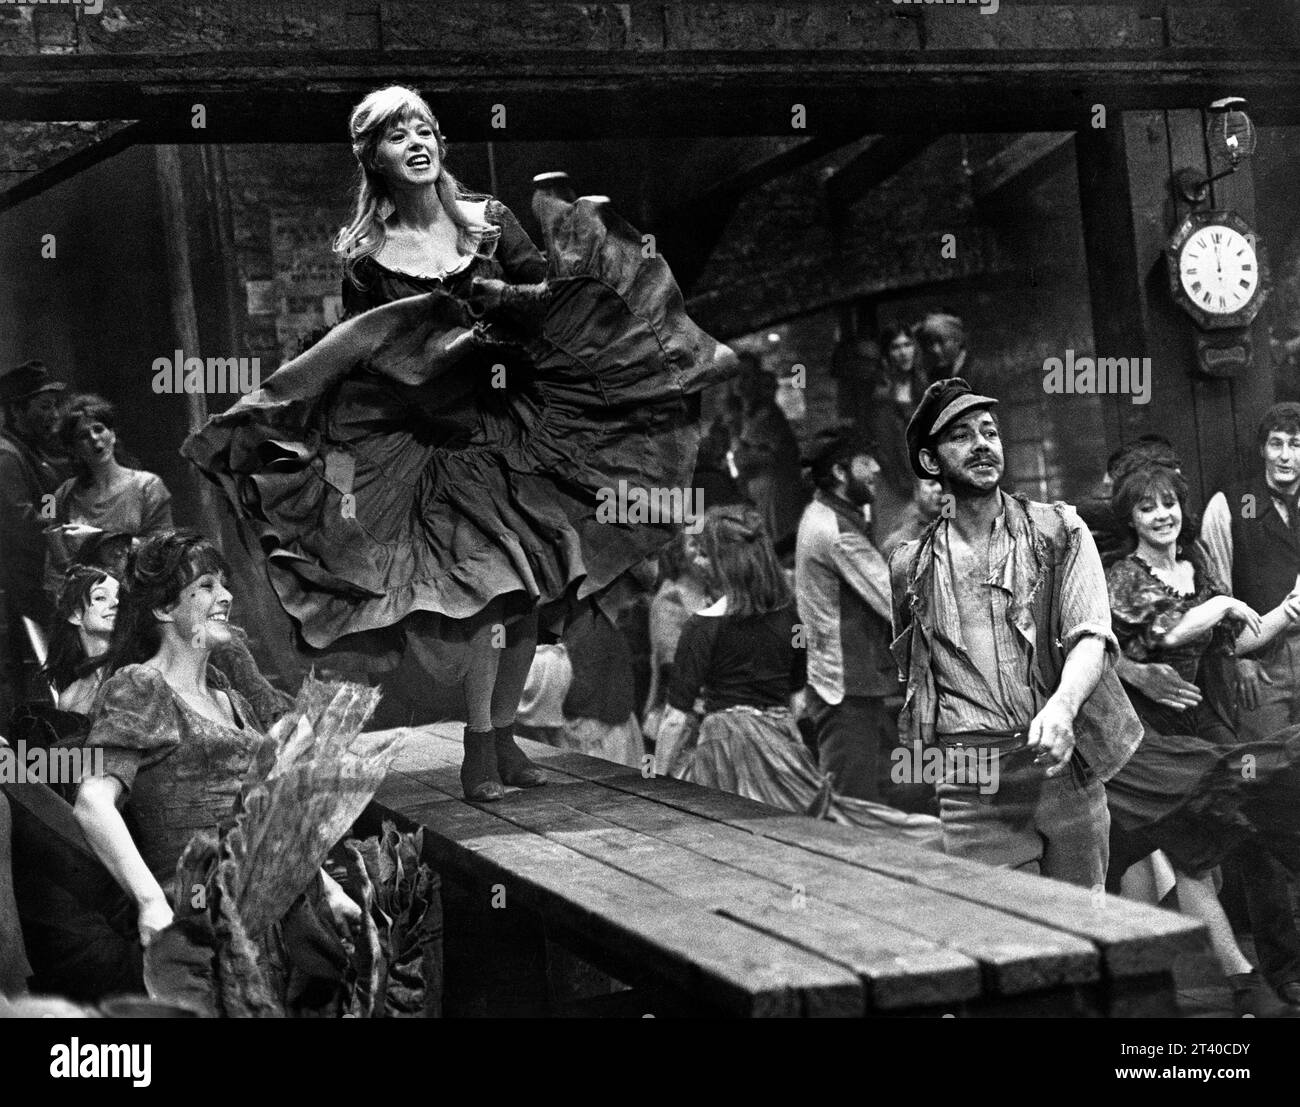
[1178,225,1259,315]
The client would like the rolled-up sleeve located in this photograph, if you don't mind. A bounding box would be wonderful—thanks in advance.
[1059,515,1120,664]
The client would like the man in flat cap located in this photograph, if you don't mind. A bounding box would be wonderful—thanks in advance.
[0,361,67,722]
[888,378,1140,886]
[794,427,898,801]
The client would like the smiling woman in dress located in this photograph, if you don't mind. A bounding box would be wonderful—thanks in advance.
[1103,460,1300,1016]
[72,531,360,949]
[185,85,736,803]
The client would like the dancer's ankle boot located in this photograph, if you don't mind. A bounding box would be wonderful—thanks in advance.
[461,727,506,801]
[494,722,546,788]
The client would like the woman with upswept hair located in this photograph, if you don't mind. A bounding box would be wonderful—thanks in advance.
[184,85,736,801]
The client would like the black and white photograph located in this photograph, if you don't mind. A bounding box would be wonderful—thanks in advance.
[2,0,1300,1069]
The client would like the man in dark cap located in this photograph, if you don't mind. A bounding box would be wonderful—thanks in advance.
[1198,401,1300,1008]
[0,361,67,721]
[794,426,898,800]
[888,378,1141,886]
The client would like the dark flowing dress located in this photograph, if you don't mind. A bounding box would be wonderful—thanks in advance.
[182,194,733,663]
[1104,553,1300,881]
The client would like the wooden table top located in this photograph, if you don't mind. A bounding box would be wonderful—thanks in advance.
[367,727,1205,1018]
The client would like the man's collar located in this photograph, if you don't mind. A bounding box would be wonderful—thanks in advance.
[1264,475,1300,504]
[936,487,1009,538]
[815,488,872,535]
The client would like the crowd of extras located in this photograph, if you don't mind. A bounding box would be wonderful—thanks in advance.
[6,304,1300,1017]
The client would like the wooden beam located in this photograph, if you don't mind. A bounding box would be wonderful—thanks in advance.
[7,49,1300,133]
[972,132,1075,209]
[0,121,143,213]
[154,145,224,546]
[1075,108,1266,508]
[692,133,867,209]
[656,132,872,293]
[825,135,940,212]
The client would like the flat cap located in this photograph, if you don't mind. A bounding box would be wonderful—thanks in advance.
[0,360,65,404]
[905,376,998,479]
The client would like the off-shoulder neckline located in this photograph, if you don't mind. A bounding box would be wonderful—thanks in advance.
[366,196,499,282]
[1128,552,1200,599]
[115,662,250,733]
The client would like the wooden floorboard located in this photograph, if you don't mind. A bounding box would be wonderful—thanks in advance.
[403,756,1100,1000]
[367,728,1200,1014]
[373,781,864,1017]
[536,749,1205,978]
[408,771,982,1010]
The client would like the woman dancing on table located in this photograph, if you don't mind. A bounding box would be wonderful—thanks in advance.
[185,86,735,801]
[1103,460,1300,1018]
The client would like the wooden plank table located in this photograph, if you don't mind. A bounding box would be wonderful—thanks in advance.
[364,727,1205,1018]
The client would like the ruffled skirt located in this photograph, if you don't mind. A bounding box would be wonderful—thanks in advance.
[183,197,735,650]
[1105,722,1300,877]
[677,706,942,850]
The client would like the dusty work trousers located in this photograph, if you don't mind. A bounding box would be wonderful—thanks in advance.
[935,733,1109,890]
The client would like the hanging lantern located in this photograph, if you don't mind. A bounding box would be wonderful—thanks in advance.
[1173,97,1257,204]
[1207,97,1257,171]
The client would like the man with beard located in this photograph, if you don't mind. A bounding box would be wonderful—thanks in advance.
[889,379,1141,885]
[795,427,898,800]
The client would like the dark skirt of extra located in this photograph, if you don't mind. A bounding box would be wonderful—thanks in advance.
[182,197,736,654]
[681,705,942,851]
[1105,716,1300,880]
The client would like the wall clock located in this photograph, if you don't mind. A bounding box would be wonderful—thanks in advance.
[1166,209,1270,376]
